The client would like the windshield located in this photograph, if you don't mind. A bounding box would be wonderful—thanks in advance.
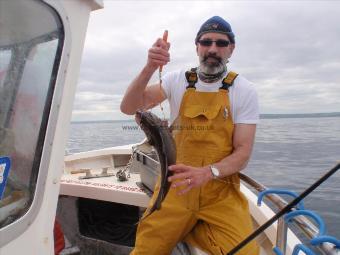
[0,0,64,228]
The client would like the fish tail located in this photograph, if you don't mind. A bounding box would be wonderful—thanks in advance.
[139,203,156,222]
[139,189,163,221]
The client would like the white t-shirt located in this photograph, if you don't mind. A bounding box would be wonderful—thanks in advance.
[161,69,260,125]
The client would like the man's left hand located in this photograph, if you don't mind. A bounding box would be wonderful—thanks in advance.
[168,164,212,195]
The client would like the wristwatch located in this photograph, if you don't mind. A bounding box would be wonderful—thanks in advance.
[209,165,220,179]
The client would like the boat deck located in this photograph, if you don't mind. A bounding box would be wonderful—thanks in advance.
[59,145,308,255]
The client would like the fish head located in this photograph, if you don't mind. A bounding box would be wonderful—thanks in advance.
[135,111,160,128]
[135,110,143,125]
[135,111,160,144]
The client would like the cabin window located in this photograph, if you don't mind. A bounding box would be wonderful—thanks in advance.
[0,0,64,229]
[0,50,11,89]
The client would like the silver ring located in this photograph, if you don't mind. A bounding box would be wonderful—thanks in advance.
[187,178,191,185]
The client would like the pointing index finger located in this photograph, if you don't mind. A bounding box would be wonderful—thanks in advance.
[159,30,168,72]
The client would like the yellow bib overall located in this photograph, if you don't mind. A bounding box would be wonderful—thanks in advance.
[131,72,259,255]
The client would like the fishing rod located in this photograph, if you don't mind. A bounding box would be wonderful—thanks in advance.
[227,162,340,255]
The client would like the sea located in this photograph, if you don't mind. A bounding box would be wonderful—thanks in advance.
[66,115,340,239]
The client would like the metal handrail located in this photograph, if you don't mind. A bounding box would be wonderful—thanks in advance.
[239,173,338,255]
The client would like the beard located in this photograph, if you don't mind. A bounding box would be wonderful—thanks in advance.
[199,53,228,75]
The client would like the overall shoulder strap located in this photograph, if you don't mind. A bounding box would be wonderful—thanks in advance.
[220,71,239,90]
[185,67,198,89]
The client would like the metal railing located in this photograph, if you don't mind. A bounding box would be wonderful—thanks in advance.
[239,173,338,255]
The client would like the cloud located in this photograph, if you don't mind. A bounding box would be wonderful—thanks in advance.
[71,1,340,121]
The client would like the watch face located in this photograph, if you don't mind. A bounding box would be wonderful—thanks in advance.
[211,166,220,177]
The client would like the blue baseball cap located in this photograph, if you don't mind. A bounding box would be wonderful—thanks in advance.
[195,16,235,44]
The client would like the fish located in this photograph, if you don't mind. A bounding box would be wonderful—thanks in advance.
[135,110,176,217]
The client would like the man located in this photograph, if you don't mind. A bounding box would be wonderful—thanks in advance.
[121,16,259,255]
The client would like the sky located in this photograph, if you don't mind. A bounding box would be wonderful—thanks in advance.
[72,1,340,121]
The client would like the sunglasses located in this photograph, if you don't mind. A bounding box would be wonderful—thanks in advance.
[198,39,230,47]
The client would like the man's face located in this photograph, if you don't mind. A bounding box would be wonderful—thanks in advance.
[196,32,235,75]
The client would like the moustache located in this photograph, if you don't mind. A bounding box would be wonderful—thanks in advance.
[203,54,222,63]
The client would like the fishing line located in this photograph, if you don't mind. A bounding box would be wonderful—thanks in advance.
[226,162,340,255]
[159,30,168,122]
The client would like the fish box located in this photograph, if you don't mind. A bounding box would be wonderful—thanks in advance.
[130,146,160,192]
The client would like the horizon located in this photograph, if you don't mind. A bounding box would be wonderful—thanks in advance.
[71,111,340,123]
